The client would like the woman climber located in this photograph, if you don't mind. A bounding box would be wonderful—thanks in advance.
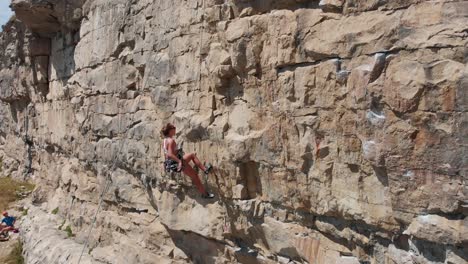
[161,123,214,199]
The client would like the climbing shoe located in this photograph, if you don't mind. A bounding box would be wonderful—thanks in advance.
[202,192,215,199]
[204,163,213,175]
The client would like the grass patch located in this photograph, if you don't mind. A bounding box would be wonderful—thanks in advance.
[0,177,35,213]
[3,241,24,264]
[64,225,74,238]
[51,207,59,215]
[58,221,75,238]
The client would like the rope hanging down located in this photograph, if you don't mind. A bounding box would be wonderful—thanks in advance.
[77,61,135,263]
[77,114,126,264]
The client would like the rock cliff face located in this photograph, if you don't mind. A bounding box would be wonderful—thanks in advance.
[0,0,467,263]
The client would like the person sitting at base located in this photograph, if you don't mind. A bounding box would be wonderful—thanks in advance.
[1,211,18,233]
[161,123,214,199]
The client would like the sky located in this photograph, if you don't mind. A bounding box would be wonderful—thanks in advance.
[0,0,13,27]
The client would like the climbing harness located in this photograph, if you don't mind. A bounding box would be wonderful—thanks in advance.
[162,138,185,173]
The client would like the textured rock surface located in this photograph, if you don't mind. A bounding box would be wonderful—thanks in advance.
[0,0,467,263]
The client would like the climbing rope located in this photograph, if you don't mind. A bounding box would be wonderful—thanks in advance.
[77,113,126,264]
[77,61,131,263]
[76,171,112,263]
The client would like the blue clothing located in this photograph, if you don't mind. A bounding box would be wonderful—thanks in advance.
[2,216,15,227]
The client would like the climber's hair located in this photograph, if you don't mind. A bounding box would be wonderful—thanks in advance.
[161,123,176,137]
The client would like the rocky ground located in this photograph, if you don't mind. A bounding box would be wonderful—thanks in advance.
[0,233,21,263]
[0,0,467,263]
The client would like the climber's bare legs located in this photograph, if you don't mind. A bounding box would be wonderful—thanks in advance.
[183,153,207,171]
[182,165,206,194]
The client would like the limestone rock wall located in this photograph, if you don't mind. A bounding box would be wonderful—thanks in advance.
[0,0,467,263]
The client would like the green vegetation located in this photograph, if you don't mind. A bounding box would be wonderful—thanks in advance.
[3,241,24,264]
[51,207,59,215]
[59,221,75,238]
[64,225,74,238]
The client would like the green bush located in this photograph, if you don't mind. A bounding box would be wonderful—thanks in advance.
[64,225,74,238]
